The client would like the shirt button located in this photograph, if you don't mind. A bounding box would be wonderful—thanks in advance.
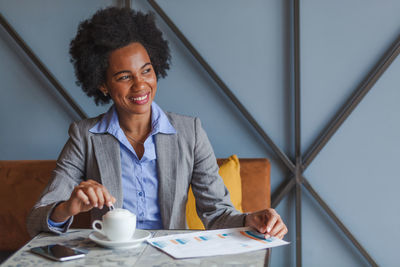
[138,192,143,197]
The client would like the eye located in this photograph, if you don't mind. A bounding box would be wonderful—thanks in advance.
[143,68,152,74]
[117,75,131,81]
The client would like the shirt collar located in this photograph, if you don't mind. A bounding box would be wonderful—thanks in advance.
[150,101,176,136]
[89,102,177,136]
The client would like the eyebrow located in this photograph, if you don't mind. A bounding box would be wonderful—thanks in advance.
[112,62,152,77]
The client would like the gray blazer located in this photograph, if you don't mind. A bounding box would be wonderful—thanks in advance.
[27,112,245,237]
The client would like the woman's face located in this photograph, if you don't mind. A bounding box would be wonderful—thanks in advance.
[101,42,157,118]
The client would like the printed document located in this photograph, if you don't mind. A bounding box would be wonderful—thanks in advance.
[147,227,289,259]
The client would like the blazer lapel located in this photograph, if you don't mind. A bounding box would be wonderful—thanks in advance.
[155,133,178,228]
[91,134,123,208]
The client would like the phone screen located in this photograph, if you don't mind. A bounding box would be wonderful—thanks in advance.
[31,244,86,261]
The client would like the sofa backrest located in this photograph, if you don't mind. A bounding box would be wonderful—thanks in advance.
[217,158,270,212]
[0,158,270,251]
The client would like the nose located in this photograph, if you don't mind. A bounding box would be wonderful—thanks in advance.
[131,76,146,91]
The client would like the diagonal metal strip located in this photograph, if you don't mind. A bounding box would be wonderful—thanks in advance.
[302,33,400,170]
[271,176,296,208]
[0,13,88,120]
[147,0,296,174]
[302,177,378,267]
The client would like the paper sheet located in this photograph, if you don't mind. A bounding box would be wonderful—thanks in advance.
[147,227,289,259]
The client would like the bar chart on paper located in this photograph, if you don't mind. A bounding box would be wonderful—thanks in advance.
[147,227,289,259]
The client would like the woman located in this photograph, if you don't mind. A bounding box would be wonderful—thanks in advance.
[27,7,287,239]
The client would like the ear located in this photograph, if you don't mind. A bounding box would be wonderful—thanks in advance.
[99,84,108,96]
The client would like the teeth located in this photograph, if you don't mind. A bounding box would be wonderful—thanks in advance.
[132,94,148,101]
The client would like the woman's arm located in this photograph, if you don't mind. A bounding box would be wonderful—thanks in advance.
[26,122,115,236]
[189,117,287,239]
[190,117,246,229]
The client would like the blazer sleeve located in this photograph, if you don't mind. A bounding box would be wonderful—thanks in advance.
[26,122,86,237]
[190,117,246,229]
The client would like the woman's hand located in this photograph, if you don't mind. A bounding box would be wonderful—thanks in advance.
[245,208,288,239]
[50,179,116,222]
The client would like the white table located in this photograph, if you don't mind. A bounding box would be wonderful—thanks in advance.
[1,229,271,266]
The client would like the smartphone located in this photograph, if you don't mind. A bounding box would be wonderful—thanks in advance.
[30,244,86,261]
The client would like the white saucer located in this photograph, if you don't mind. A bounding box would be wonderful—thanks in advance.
[89,229,151,249]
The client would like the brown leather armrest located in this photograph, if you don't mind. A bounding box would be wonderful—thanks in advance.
[0,160,56,251]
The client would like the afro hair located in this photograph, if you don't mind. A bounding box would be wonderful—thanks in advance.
[69,7,171,105]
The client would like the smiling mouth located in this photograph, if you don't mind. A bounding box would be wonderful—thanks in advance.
[128,93,149,104]
[133,95,147,101]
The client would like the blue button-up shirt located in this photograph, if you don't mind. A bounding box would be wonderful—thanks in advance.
[89,102,176,229]
[49,102,176,230]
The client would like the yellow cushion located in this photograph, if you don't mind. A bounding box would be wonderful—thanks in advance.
[186,154,243,229]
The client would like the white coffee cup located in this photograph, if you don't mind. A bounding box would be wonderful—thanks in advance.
[92,208,136,242]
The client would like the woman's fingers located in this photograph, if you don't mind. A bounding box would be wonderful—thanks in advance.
[95,187,105,209]
[269,219,285,237]
[101,188,115,207]
[85,186,99,207]
[76,188,90,206]
[265,211,279,234]
[86,180,115,208]
[68,179,115,214]
[245,211,267,233]
[246,208,288,239]
[82,180,108,207]
[275,227,288,239]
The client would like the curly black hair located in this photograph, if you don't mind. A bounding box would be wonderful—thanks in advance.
[70,7,171,105]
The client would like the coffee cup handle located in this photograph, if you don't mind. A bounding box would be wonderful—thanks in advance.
[92,220,105,235]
